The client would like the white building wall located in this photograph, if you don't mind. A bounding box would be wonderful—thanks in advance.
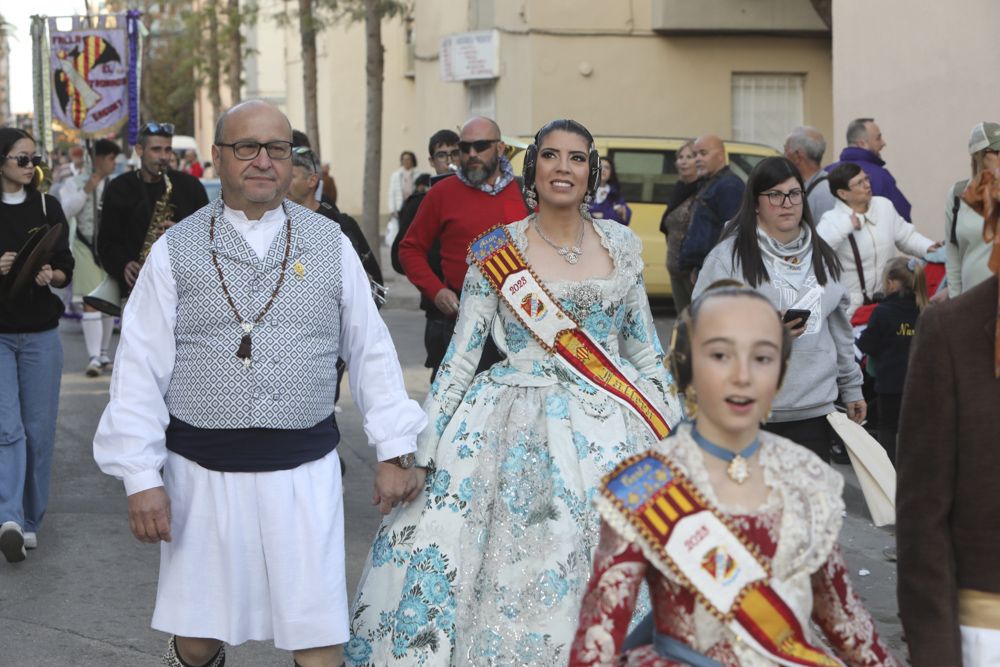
[832,0,1000,239]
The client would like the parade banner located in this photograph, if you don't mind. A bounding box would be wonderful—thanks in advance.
[47,15,129,136]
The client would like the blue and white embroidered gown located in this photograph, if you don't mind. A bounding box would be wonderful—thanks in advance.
[346,217,682,666]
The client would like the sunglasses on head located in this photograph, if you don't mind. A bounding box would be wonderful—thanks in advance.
[139,121,175,138]
[458,139,499,154]
[5,154,43,168]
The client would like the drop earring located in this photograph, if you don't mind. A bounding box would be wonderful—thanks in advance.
[683,388,698,419]
[525,186,538,210]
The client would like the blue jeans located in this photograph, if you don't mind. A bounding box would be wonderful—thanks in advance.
[0,329,63,531]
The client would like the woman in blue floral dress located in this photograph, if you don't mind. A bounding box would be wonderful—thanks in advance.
[346,120,682,666]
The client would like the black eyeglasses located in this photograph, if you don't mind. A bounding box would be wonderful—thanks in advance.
[4,154,43,168]
[433,148,462,161]
[139,121,175,138]
[458,139,499,154]
[216,141,293,161]
[759,189,804,207]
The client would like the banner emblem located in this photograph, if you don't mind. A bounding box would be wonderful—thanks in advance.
[48,16,129,135]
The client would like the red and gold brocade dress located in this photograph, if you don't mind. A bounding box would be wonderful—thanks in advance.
[569,423,902,667]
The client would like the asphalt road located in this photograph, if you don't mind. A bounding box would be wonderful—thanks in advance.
[0,276,906,665]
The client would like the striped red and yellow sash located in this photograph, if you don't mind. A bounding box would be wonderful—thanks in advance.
[469,225,670,439]
[603,450,843,666]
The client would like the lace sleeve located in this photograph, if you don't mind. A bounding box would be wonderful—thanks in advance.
[415,263,498,468]
[616,231,682,423]
[568,521,648,667]
[810,545,903,667]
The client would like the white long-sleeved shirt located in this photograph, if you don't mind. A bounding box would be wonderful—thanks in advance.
[58,170,107,240]
[817,196,935,319]
[93,203,426,495]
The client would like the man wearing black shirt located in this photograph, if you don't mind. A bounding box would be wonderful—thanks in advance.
[287,146,383,293]
[99,122,208,293]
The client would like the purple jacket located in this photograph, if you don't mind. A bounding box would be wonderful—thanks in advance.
[826,146,912,222]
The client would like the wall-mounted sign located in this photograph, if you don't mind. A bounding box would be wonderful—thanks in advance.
[440,30,499,82]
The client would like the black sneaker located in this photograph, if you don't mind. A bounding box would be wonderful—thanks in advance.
[831,443,850,465]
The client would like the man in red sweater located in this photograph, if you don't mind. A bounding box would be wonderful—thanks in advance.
[399,116,529,379]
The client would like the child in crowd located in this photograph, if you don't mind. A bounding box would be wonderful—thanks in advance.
[856,257,928,464]
[570,285,900,666]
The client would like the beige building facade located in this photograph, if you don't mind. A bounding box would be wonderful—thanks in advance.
[201,0,834,218]
[832,0,1000,241]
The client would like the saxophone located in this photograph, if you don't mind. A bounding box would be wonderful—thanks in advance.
[139,172,175,264]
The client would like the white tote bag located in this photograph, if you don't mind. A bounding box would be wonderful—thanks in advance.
[826,412,896,526]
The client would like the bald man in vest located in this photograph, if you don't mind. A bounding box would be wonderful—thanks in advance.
[94,100,426,667]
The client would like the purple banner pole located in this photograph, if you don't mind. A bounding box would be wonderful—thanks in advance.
[126,10,141,146]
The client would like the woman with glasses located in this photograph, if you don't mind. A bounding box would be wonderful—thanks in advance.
[347,119,682,666]
[817,163,938,321]
[0,127,74,563]
[693,156,865,462]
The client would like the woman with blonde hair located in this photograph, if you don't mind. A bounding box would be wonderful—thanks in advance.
[944,121,1000,298]
[660,140,701,313]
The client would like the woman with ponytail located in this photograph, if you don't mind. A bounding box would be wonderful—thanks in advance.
[857,257,928,463]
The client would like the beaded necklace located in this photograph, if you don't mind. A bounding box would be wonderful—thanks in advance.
[208,210,292,368]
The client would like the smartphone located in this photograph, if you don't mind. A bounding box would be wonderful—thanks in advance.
[783,308,811,328]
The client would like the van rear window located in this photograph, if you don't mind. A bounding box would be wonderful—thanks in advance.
[608,150,678,205]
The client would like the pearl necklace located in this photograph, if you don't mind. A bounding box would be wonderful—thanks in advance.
[533,215,585,265]
[691,422,761,484]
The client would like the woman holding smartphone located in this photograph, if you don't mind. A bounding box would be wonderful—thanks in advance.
[692,156,864,462]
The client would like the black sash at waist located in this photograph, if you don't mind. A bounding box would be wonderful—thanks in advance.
[165,412,339,472]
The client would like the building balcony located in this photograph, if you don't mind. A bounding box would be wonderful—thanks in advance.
[651,0,829,35]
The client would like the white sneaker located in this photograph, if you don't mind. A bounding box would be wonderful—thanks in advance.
[99,355,113,372]
[85,357,101,377]
[0,521,26,563]
[24,532,37,550]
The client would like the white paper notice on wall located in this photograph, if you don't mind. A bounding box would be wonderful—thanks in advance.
[440,30,500,82]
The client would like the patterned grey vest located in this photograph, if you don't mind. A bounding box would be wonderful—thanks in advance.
[163,199,343,429]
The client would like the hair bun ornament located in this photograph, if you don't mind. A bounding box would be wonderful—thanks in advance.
[906,257,925,272]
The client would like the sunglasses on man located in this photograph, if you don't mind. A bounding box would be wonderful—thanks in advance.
[139,121,175,138]
[458,139,499,154]
[4,154,43,168]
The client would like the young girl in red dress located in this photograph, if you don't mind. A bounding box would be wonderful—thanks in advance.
[569,286,901,666]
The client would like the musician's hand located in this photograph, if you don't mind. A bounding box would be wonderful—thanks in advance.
[433,288,460,317]
[34,264,53,287]
[124,261,141,288]
[0,252,15,275]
